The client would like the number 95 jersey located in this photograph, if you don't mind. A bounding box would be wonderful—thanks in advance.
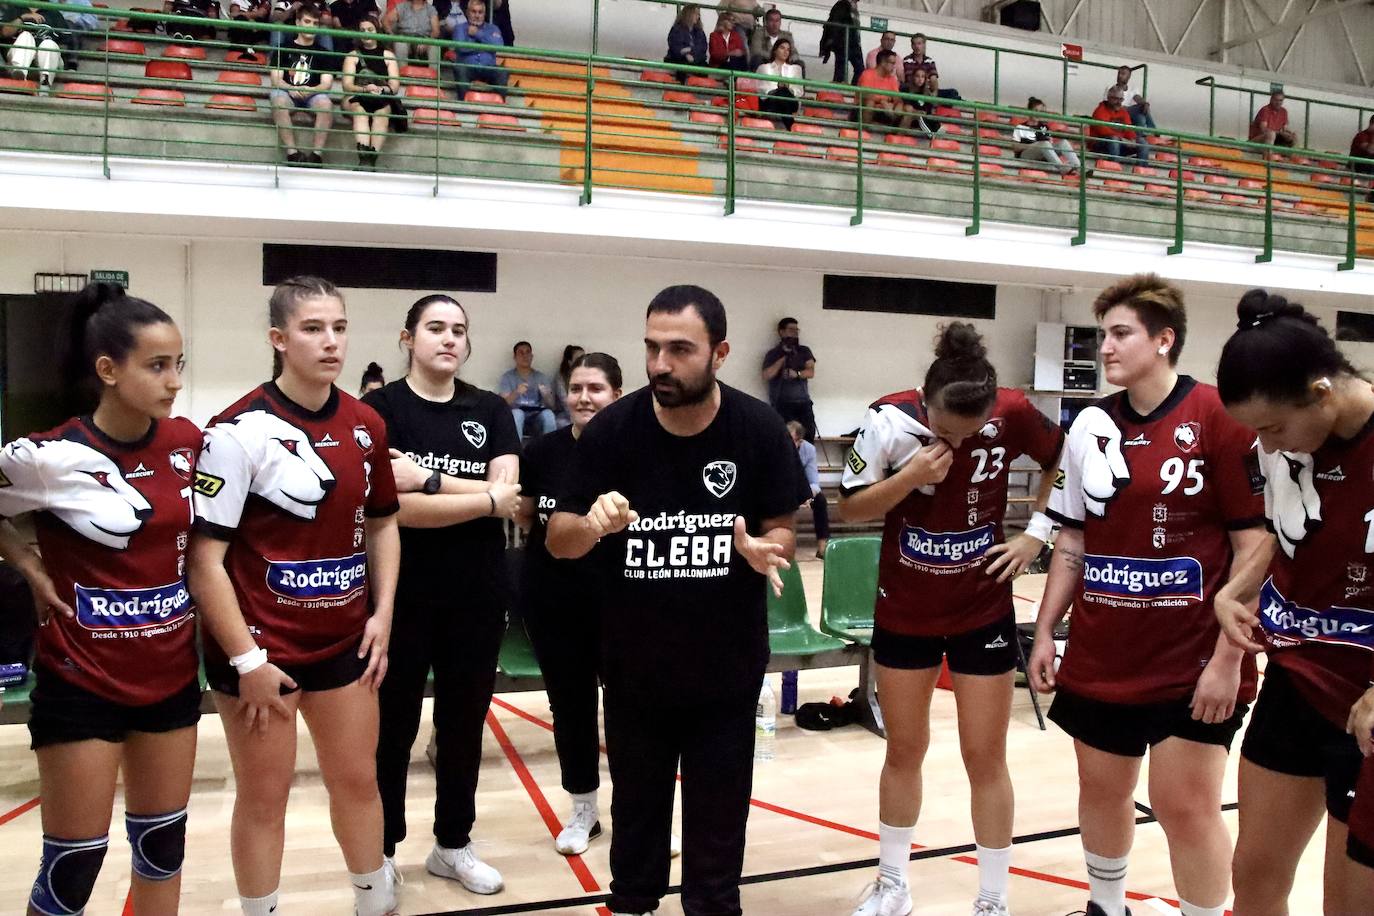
[842,388,1064,637]
[1047,376,1265,704]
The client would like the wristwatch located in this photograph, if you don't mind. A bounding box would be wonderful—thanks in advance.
[422,469,442,495]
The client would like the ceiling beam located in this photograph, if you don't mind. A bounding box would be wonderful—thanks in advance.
[1212,0,1370,53]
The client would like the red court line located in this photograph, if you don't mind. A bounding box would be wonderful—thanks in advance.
[122,891,135,915]
[0,796,39,826]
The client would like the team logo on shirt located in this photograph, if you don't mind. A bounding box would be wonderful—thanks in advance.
[352,425,374,455]
[1173,422,1201,453]
[314,433,341,449]
[169,448,194,481]
[1082,554,1203,603]
[74,579,192,632]
[4,439,152,549]
[1258,578,1374,651]
[1266,450,1321,558]
[847,449,867,475]
[979,418,1004,442]
[266,551,368,603]
[899,523,996,570]
[702,460,737,498]
[126,462,155,479]
[462,421,487,449]
[1078,407,1131,517]
[229,411,336,519]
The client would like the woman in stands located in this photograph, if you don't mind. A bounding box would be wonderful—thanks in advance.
[1028,274,1267,916]
[189,276,401,916]
[360,360,386,396]
[363,294,521,895]
[665,3,706,78]
[553,344,584,428]
[1212,290,1374,913]
[0,283,200,916]
[756,37,801,130]
[342,14,400,171]
[840,322,1064,916]
[516,352,621,855]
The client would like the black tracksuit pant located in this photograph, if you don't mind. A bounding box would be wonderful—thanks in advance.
[603,687,756,916]
[376,592,505,855]
[522,587,601,795]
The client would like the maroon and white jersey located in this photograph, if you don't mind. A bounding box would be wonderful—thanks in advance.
[1254,415,1374,727]
[194,383,399,668]
[1048,377,1264,704]
[842,388,1063,636]
[0,416,200,705]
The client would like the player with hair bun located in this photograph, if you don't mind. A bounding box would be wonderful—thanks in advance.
[841,321,1064,916]
[1214,289,1374,914]
[0,283,201,916]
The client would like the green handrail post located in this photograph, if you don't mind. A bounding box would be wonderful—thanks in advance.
[1339,179,1358,271]
[1167,145,1184,255]
[1256,154,1273,263]
[1302,101,1311,151]
[966,116,980,236]
[850,96,864,226]
[1060,59,1068,117]
[1071,123,1088,246]
[432,62,441,196]
[579,58,594,206]
[101,17,110,179]
[591,0,600,55]
[992,50,1000,106]
[725,75,736,216]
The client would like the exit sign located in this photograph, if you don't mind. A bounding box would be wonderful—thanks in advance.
[90,269,129,287]
[1061,43,1083,62]
[870,16,888,29]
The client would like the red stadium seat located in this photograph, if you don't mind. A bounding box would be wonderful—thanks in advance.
[1102,179,1132,190]
[815,90,848,104]
[477,112,522,130]
[941,123,967,136]
[877,151,917,167]
[412,107,458,126]
[801,106,844,120]
[689,110,725,125]
[163,44,206,60]
[685,75,723,90]
[663,90,700,105]
[217,70,262,86]
[404,84,442,100]
[1132,165,1161,177]
[885,133,918,147]
[1203,173,1230,185]
[1094,158,1123,172]
[1238,178,1266,190]
[719,135,761,149]
[1016,168,1051,180]
[0,77,38,95]
[464,90,504,105]
[976,127,1001,139]
[928,156,963,171]
[930,137,960,153]
[738,116,774,130]
[224,49,265,65]
[978,161,1006,176]
[975,110,1004,123]
[133,88,186,105]
[1168,168,1196,182]
[401,65,438,81]
[838,128,872,141]
[640,68,677,84]
[827,146,857,161]
[99,37,146,55]
[790,122,824,135]
[774,140,821,158]
[933,105,963,119]
[207,93,257,111]
[145,59,192,81]
[976,144,1003,157]
[56,82,113,101]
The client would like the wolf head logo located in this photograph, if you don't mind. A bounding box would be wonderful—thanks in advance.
[703,460,737,498]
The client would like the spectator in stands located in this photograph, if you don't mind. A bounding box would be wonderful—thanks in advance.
[905,66,937,134]
[717,0,761,37]
[166,0,221,43]
[925,69,960,101]
[748,7,798,70]
[1350,114,1374,203]
[756,37,801,129]
[554,344,583,427]
[500,341,557,437]
[1250,89,1296,149]
[820,0,863,85]
[787,420,830,559]
[271,0,335,52]
[61,0,99,34]
[445,0,506,95]
[864,30,896,71]
[1107,63,1156,143]
[227,0,272,59]
[1013,96,1079,175]
[901,31,935,86]
[1090,85,1146,163]
[384,0,438,68]
[856,52,916,131]
[2,4,65,89]
[762,316,817,440]
[330,0,379,53]
[359,360,386,395]
[269,4,335,166]
[461,0,510,48]
[707,11,747,72]
[343,14,399,169]
[665,3,707,76]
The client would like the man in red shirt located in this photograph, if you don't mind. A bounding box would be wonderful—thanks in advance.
[1090,86,1145,163]
[855,49,916,130]
[1250,90,1296,148]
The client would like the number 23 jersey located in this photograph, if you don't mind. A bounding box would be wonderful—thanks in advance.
[1048,376,1264,704]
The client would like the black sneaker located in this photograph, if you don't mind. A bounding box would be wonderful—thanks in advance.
[1070,904,1132,916]
[308,152,324,167]
[286,149,304,165]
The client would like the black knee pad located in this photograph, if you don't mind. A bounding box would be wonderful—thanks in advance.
[126,808,187,881]
[30,834,108,915]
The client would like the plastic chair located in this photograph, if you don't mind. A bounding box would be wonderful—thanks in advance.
[497,617,542,679]
[766,561,847,657]
[819,536,879,646]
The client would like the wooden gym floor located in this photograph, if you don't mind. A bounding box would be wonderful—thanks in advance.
[0,561,1324,915]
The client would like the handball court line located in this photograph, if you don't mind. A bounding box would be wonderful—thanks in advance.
[481,698,1235,913]
[0,795,39,826]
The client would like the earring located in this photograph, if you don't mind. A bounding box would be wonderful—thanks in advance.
[1158,347,1169,356]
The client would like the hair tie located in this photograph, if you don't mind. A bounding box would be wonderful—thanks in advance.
[1243,311,1275,330]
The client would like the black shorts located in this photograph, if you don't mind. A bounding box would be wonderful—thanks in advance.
[1048,686,1247,758]
[1240,663,1363,821]
[206,640,367,697]
[28,666,202,750]
[872,613,1018,676]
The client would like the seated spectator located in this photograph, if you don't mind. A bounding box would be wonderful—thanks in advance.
[330,0,379,53]
[1250,90,1296,149]
[384,0,438,67]
[820,0,862,85]
[665,3,707,76]
[269,4,334,166]
[1107,63,1156,142]
[271,0,334,51]
[462,0,510,48]
[905,66,937,134]
[756,37,801,129]
[1,5,66,89]
[787,421,830,559]
[554,344,583,428]
[707,11,746,72]
[901,31,935,86]
[855,49,916,131]
[864,30,895,71]
[227,0,272,58]
[1350,114,1374,202]
[445,0,505,95]
[61,0,100,34]
[925,69,960,100]
[1013,96,1079,175]
[1090,85,1146,163]
[748,7,798,71]
[342,15,400,169]
[165,0,221,43]
[500,341,556,437]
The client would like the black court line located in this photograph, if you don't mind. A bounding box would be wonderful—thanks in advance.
[413,804,1237,916]
[1135,801,1155,817]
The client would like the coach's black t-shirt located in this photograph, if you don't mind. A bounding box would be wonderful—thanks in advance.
[560,383,809,703]
[364,378,520,602]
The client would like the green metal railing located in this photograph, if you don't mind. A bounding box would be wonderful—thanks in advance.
[1197,75,1373,152]
[0,2,1369,268]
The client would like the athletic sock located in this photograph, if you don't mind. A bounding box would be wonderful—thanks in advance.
[1084,850,1129,916]
[570,790,598,814]
[1179,902,1225,916]
[877,821,913,886]
[351,864,393,916]
[974,843,1011,906]
[240,890,280,916]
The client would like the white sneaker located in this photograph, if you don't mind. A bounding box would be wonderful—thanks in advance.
[972,901,1010,916]
[670,832,682,858]
[852,875,913,916]
[425,843,504,894]
[383,855,403,888]
[555,801,602,856]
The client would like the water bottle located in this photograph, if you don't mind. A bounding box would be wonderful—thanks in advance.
[780,670,798,715]
[755,676,777,761]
